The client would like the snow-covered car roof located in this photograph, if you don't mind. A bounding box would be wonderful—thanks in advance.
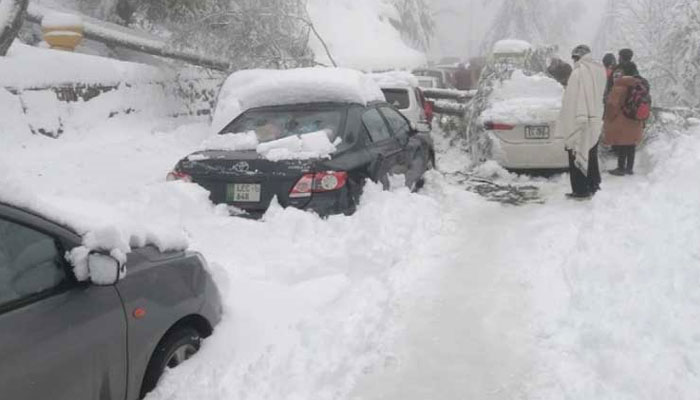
[211,67,385,134]
[369,71,419,89]
[479,70,562,125]
[492,39,533,56]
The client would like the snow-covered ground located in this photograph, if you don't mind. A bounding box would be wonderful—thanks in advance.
[2,99,700,399]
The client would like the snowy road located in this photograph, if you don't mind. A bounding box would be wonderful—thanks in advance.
[3,115,700,399]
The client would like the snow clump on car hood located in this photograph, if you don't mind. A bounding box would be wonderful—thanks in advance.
[211,68,385,135]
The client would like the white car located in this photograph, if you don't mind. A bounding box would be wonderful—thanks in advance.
[370,72,434,128]
[468,40,568,170]
[415,76,439,89]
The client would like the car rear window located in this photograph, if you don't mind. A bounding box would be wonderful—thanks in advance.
[222,108,345,143]
[381,89,410,110]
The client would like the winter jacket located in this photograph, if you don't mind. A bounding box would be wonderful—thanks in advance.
[603,76,644,146]
[556,53,607,176]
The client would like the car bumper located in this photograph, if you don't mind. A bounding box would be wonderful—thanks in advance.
[229,189,354,219]
[491,135,569,169]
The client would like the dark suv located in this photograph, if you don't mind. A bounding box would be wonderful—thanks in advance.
[0,201,222,400]
[168,102,435,217]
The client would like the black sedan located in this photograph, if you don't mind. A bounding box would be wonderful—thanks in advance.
[168,101,435,217]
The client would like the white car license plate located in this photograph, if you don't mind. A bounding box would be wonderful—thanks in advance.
[227,183,261,202]
[525,125,550,139]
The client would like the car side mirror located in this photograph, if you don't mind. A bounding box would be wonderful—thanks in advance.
[88,253,124,286]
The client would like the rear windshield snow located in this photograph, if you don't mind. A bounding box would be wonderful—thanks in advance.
[222,109,344,144]
[382,89,410,110]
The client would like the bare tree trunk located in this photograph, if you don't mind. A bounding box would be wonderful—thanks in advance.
[0,0,28,56]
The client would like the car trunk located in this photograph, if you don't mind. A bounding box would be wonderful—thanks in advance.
[181,150,317,212]
[489,121,558,144]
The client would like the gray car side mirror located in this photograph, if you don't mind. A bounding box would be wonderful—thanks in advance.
[88,253,124,286]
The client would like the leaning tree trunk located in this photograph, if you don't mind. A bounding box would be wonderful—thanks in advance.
[0,0,28,56]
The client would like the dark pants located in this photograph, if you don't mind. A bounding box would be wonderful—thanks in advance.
[568,143,601,196]
[613,145,636,172]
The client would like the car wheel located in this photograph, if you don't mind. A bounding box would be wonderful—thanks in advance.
[414,155,435,192]
[140,327,201,398]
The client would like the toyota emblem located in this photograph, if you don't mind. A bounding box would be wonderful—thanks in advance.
[232,161,250,172]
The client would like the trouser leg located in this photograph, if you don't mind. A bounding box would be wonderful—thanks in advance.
[588,143,601,193]
[568,150,589,195]
[625,146,636,172]
[614,145,626,170]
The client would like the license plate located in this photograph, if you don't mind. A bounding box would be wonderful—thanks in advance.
[226,184,261,202]
[525,125,550,139]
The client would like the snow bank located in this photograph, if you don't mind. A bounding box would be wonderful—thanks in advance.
[41,11,83,29]
[0,42,164,88]
[201,130,338,161]
[211,67,384,134]
[369,70,419,88]
[307,0,427,70]
[480,70,563,125]
[493,39,533,54]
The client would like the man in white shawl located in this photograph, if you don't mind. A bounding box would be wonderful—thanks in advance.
[557,44,607,198]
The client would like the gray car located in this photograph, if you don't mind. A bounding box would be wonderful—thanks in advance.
[0,201,222,400]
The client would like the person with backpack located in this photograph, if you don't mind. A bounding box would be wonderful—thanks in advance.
[603,60,650,176]
[557,44,607,199]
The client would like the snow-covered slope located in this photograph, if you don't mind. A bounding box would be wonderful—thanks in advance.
[307,0,426,70]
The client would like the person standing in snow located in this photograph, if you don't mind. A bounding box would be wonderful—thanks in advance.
[603,61,645,176]
[557,45,607,199]
[454,63,472,90]
[602,53,617,103]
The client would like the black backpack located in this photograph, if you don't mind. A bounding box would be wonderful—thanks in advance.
[622,77,652,121]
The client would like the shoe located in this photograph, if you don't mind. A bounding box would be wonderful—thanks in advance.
[609,168,626,176]
[625,170,634,175]
[566,192,592,200]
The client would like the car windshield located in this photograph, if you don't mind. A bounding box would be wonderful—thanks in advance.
[381,89,410,110]
[222,108,345,143]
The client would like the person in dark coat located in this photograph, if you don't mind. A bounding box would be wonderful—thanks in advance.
[602,53,617,103]
[603,61,644,176]
[547,57,573,87]
[453,63,472,90]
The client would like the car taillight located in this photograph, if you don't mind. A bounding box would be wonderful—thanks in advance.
[289,172,348,198]
[424,100,434,124]
[484,122,515,130]
[166,171,192,182]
